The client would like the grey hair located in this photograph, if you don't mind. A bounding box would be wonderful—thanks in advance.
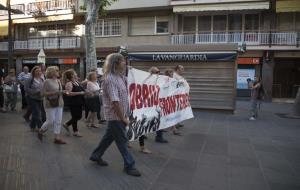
[103,53,124,76]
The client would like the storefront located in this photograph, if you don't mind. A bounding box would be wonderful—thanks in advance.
[127,45,238,111]
[236,57,261,97]
[22,57,80,74]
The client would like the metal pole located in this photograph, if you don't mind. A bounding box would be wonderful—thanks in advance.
[7,0,13,70]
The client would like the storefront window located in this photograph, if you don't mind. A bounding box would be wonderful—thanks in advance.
[183,16,196,33]
[213,15,227,32]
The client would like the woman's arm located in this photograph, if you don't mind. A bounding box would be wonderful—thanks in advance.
[65,82,84,96]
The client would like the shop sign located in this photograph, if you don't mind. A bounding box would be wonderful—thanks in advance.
[128,52,237,62]
[237,58,260,65]
[237,69,255,89]
[23,58,79,65]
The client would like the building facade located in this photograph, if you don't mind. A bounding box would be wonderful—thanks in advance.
[0,0,299,109]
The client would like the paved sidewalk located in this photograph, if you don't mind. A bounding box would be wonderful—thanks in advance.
[0,101,299,190]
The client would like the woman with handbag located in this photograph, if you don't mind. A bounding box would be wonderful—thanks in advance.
[4,69,18,112]
[62,69,85,137]
[38,66,66,144]
[85,71,101,128]
[24,66,44,131]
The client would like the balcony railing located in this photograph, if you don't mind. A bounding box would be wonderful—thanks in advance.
[0,36,81,51]
[14,36,81,50]
[171,32,299,46]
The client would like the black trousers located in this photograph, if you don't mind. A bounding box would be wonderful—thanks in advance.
[0,88,3,108]
[66,105,83,132]
[20,85,27,108]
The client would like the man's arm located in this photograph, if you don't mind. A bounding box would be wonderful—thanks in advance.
[112,101,129,125]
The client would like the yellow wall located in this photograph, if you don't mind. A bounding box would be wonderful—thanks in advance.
[277,0,300,12]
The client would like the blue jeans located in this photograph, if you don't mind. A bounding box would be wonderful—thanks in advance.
[28,97,43,129]
[90,120,135,170]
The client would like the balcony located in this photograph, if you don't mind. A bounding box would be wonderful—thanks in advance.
[171,32,300,47]
[0,36,81,51]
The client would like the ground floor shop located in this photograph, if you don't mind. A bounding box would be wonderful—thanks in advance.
[127,45,238,111]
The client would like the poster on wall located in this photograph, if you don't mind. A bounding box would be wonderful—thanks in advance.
[237,69,255,89]
[127,68,194,141]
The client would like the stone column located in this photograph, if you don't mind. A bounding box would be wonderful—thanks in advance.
[15,57,22,74]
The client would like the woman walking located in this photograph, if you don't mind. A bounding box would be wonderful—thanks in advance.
[85,72,101,128]
[38,66,66,144]
[24,66,44,131]
[4,69,18,112]
[62,69,85,137]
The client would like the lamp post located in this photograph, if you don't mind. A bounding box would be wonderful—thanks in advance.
[0,1,24,70]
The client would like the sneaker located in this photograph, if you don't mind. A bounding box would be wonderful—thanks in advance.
[90,158,108,166]
[54,139,67,145]
[155,137,168,143]
[140,147,152,154]
[73,132,83,137]
[124,168,141,177]
[249,117,256,121]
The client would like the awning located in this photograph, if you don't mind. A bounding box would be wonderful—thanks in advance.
[276,0,300,12]
[173,2,270,13]
[0,20,8,36]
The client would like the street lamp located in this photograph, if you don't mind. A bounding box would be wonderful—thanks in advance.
[0,1,24,70]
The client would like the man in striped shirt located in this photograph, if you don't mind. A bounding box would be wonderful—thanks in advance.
[18,66,31,109]
[89,53,141,177]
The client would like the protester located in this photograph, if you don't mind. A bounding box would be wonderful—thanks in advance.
[164,68,181,136]
[85,71,101,128]
[248,76,262,121]
[25,66,44,131]
[18,66,31,109]
[62,69,85,137]
[173,65,190,128]
[38,66,66,144]
[4,69,18,112]
[90,53,141,177]
[149,67,169,143]
[0,67,4,112]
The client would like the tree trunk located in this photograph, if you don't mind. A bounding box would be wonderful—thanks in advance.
[293,87,300,116]
[84,0,102,74]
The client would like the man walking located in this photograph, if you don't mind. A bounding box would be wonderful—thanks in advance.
[89,53,141,177]
[248,77,262,121]
[18,66,31,109]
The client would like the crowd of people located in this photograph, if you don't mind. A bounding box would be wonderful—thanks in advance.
[0,53,192,177]
[0,52,265,177]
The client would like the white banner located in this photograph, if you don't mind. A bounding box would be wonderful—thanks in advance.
[127,68,194,141]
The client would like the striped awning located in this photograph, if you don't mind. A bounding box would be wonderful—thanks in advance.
[173,2,270,13]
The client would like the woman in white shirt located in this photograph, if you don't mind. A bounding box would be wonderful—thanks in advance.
[85,72,101,128]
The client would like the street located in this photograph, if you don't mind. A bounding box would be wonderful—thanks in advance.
[0,101,299,190]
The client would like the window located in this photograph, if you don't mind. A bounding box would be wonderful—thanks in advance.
[183,16,196,32]
[27,24,73,38]
[228,14,242,31]
[277,13,294,31]
[155,16,169,34]
[245,14,259,31]
[296,13,300,30]
[198,16,211,32]
[129,17,154,35]
[95,18,121,37]
[213,15,227,32]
